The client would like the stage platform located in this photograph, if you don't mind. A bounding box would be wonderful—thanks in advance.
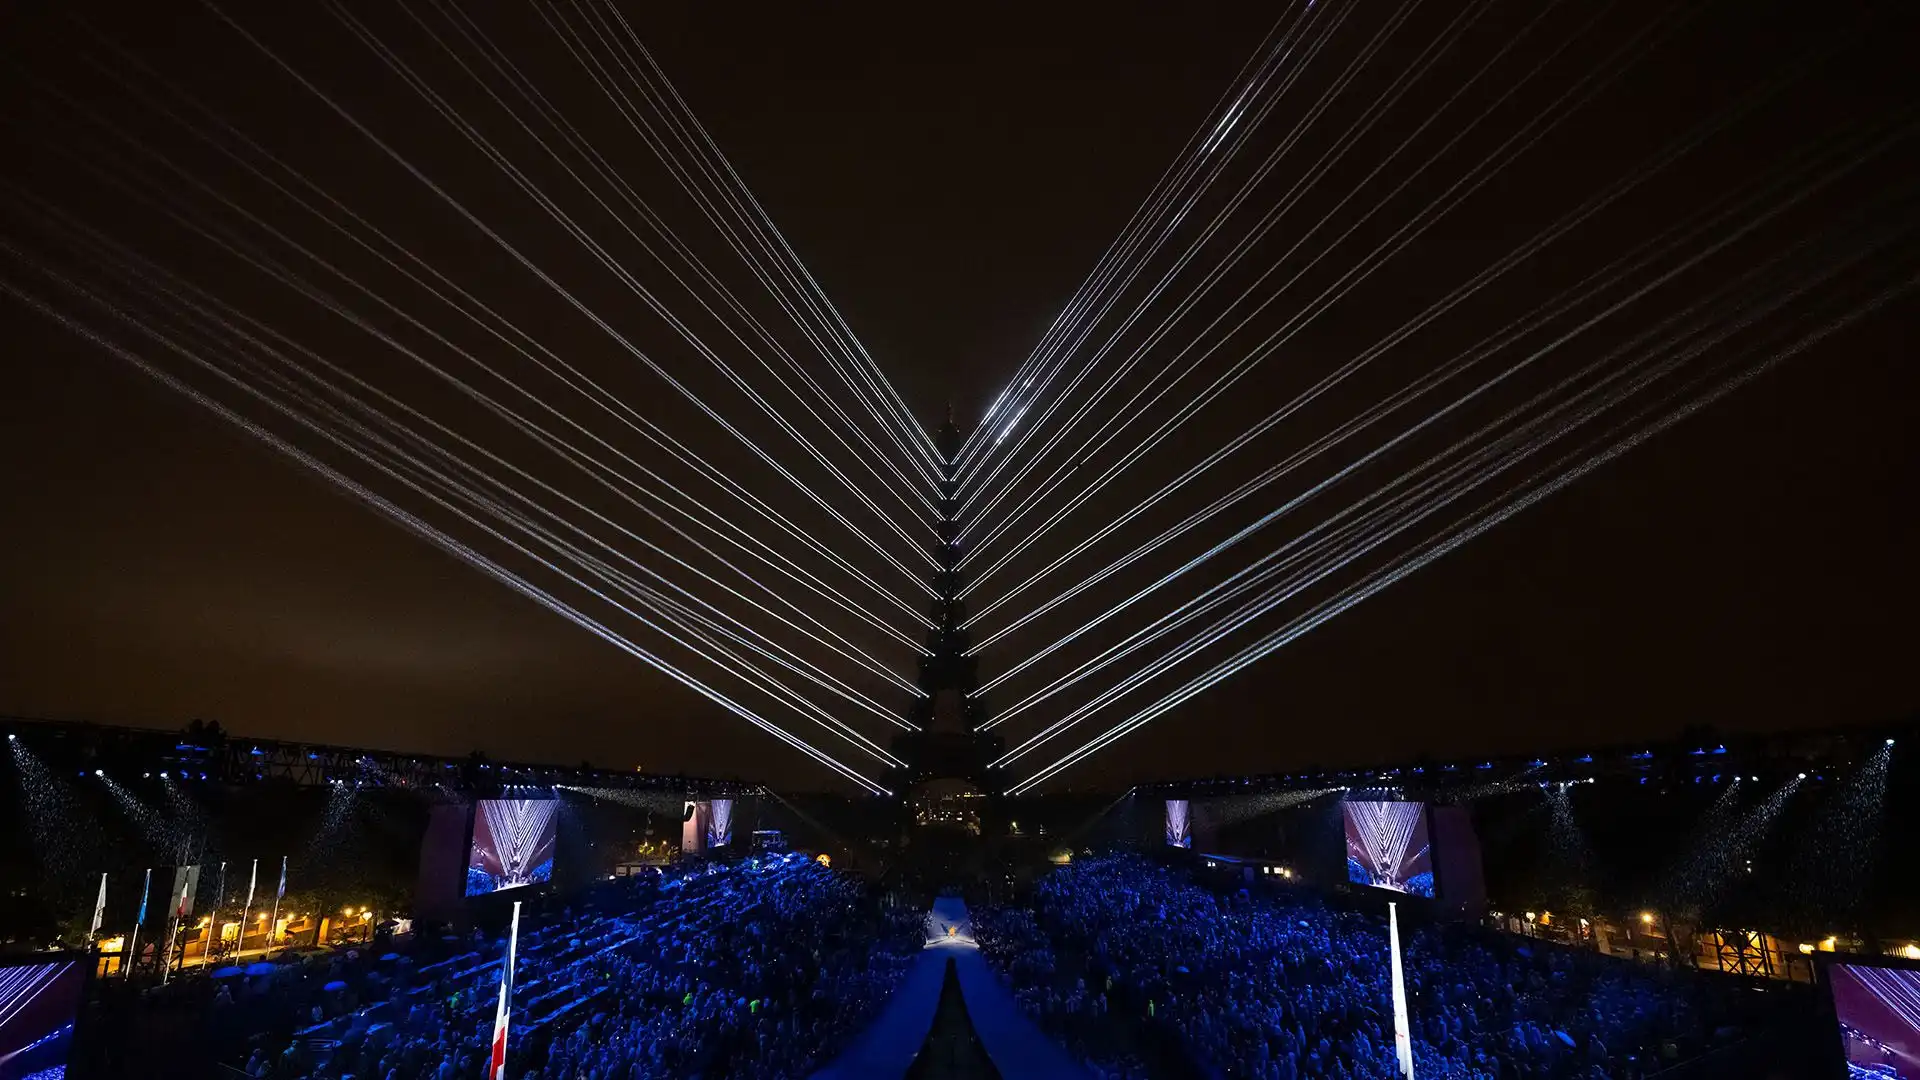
[814,897,1089,1080]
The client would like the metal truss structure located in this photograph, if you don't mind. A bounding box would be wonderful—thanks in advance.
[0,715,763,798]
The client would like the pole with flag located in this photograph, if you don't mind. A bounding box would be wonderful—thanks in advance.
[266,856,287,960]
[1389,901,1415,1078]
[125,868,151,980]
[161,869,193,986]
[237,859,259,961]
[89,873,108,945]
[487,900,522,1080]
[202,860,226,970]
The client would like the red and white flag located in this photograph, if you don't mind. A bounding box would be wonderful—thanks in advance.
[487,900,522,1080]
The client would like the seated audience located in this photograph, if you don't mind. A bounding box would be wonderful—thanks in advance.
[973,854,1746,1080]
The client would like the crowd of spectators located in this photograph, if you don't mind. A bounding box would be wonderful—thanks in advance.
[208,855,919,1080]
[523,858,921,1080]
[970,902,1159,1080]
[973,854,1754,1080]
[89,848,1780,1080]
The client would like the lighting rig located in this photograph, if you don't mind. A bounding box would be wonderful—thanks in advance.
[0,716,763,800]
[1131,720,1912,802]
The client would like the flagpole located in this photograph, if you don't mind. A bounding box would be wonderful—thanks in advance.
[202,860,225,971]
[237,859,259,962]
[88,873,107,945]
[266,856,287,960]
[488,901,522,1080]
[1389,901,1415,1079]
[124,868,151,980]
[161,870,192,986]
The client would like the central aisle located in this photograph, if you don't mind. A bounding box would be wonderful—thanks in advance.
[814,897,1090,1080]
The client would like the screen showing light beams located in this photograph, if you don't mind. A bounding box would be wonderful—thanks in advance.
[706,799,734,848]
[1830,960,1920,1079]
[0,957,86,1080]
[1165,799,1192,848]
[465,799,557,897]
[1343,800,1433,897]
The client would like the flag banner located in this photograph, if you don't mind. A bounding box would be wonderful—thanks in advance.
[266,855,288,960]
[125,867,152,980]
[89,873,107,940]
[488,900,523,1080]
[162,870,194,984]
[237,858,259,957]
[1389,901,1415,1078]
[172,865,200,921]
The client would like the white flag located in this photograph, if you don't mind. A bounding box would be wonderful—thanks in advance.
[1389,902,1415,1078]
[237,859,259,957]
[89,873,108,940]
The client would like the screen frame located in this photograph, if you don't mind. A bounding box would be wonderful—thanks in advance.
[1164,798,1193,849]
[463,797,559,898]
[706,798,735,849]
[0,949,94,1077]
[1340,798,1435,899]
[1816,949,1920,1080]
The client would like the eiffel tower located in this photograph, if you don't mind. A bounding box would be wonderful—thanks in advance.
[888,407,1006,800]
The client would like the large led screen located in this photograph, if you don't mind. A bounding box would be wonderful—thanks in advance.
[465,799,558,897]
[1165,799,1192,848]
[706,799,734,849]
[0,958,86,1080]
[1830,960,1920,1078]
[1343,800,1433,897]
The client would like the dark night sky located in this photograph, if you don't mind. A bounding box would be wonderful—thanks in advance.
[1,0,1914,792]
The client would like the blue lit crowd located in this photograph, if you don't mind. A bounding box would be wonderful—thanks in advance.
[226,857,920,1080]
[973,854,1746,1080]
[185,850,1765,1080]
